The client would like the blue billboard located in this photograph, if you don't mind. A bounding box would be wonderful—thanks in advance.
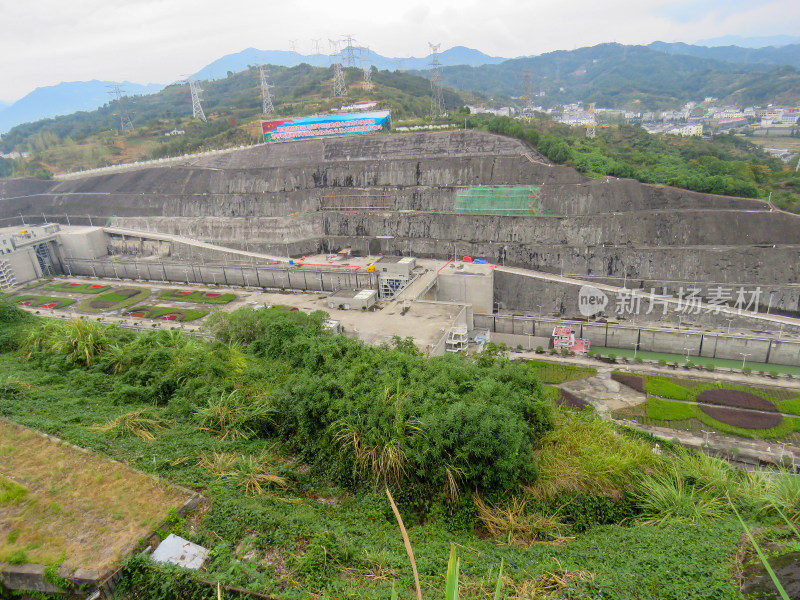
[262,110,391,142]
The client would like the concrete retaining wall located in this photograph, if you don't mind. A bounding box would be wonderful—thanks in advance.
[64,258,380,293]
[474,313,800,367]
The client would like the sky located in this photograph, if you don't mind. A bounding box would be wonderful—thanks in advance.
[1,0,799,103]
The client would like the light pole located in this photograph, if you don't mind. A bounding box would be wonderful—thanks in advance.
[726,318,734,335]
[677,314,683,330]
[701,430,713,447]
[631,342,639,361]
[767,291,775,315]
[683,347,692,362]
[739,352,751,370]
[537,304,544,318]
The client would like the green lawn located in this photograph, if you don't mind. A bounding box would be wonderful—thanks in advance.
[527,359,597,384]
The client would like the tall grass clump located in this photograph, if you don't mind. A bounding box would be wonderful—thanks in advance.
[90,410,163,440]
[633,466,730,524]
[529,411,660,500]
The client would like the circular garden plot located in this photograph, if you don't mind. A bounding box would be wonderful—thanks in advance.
[14,295,75,309]
[86,288,146,310]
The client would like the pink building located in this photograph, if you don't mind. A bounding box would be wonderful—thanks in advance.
[552,326,591,354]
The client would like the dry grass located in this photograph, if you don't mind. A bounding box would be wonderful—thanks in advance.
[511,562,595,598]
[198,451,288,495]
[0,419,190,571]
[341,548,400,582]
[90,410,164,440]
[473,495,572,547]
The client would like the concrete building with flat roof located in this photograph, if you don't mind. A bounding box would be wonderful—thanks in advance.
[374,256,416,278]
[327,288,378,310]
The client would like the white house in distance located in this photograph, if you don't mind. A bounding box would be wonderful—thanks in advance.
[552,326,591,354]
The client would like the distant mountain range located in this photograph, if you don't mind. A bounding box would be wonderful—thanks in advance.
[2,39,800,136]
[648,41,800,67]
[695,35,800,48]
[0,80,164,135]
[429,43,800,109]
[192,45,507,80]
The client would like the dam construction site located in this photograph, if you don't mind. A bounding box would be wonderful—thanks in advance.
[1,129,799,366]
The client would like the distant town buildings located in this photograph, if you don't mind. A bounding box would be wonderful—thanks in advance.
[466,105,516,117]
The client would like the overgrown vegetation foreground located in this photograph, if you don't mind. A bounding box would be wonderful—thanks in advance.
[1,301,799,599]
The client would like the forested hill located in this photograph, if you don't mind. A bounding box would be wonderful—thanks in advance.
[647,41,800,68]
[430,43,800,109]
[0,64,468,174]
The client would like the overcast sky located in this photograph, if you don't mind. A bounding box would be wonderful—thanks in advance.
[1,0,799,103]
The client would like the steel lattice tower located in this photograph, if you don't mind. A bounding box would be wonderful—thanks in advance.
[329,39,347,97]
[259,65,275,115]
[521,68,535,119]
[188,80,207,122]
[360,46,373,91]
[107,84,134,132]
[311,38,322,65]
[342,34,357,67]
[428,42,444,117]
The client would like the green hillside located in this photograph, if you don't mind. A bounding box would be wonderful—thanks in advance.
[428,43,800,110]
[0,64,469,175]
[471,115,800,213]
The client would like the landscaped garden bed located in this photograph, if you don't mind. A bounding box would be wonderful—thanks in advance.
[611,372,646,393]
[124,306,209,322]
[556,388,590,410]
[699,404,783,430]
[158,290,236,304]
[44,282,111,294]
[79,288,151,313]
[696,388,778,412]
[13,295,75,309]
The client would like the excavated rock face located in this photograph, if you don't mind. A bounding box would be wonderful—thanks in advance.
[1,130,798,288]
